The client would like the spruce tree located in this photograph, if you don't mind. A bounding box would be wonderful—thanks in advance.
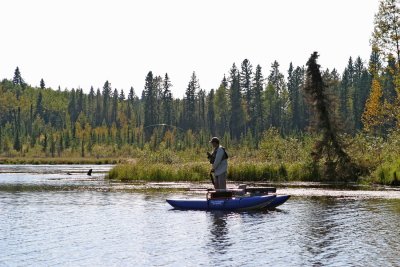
[207,89,216,135]
[221,74,228,88]
[382,54,397,103]
[102,81,112,126]
[95,88,102,126]
[267,61,286,129]
[68,89,77,123]
[215,83,229,136]
[111,89,119,124]
[353,57,368,130]
[35,91,44,118]
[229,63,245,139]
[119,89,125,101]
[40,79,45,89]
[240,59,253,128]
[197,89,206,129]
[253,64,264,137]
[88,86,95,125]
[369,46,382,77]
[143,71,157,137]
[127,87,137,120]
[13,67,25,86]
[162,73,173,125]
[305,52,359,180]
[76,89,84,116]
[184,72,199,130]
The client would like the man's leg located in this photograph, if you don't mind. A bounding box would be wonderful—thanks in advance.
[216,172,227,190]
[213,175,219,189]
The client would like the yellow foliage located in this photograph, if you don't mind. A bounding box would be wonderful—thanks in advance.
[362,78,384,133]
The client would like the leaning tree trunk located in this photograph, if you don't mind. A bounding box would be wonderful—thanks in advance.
[304,52,360,181]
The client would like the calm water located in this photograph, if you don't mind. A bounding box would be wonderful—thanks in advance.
[1,165,400,267]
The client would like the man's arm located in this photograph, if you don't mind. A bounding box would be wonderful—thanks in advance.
[212,147,224,170]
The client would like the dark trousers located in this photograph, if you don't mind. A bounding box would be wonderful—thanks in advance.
[213,172,227,190]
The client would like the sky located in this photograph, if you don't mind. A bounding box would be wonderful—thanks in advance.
[0,0,379,97]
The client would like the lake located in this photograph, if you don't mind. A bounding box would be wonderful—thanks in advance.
[1,165,400,267]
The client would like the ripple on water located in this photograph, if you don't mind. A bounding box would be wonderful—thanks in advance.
[1,168,400,266]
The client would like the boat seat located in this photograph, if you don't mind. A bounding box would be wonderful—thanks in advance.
[208,191,233,199]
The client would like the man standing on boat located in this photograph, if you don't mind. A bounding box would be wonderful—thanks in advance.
[208,137,228,190]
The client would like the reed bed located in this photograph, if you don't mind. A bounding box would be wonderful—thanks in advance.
[107,160,319,182]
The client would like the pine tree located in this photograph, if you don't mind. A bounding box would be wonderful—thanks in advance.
[127,86,137,120]
[382,54,397,103]
[369,46,382,77]
[229,63,245,139]
[291,65,307,131]
[111,89,119,124]
[13,67,25,86]
[267,61,286,129]
[197,89,206,129]
[184,72,199,130]
[143,71,157,137]
[162,73,173,125]
[13,107,21,151]
[40,78,45,89]
[95,88,102,126]
[207,89,216,135]
[305,52,358,180]
[35,91,44,119]
[339,57,355,129]
[240,59,253,128]
[76,88,84,116]
[252,64,264,137]
[68,89,77,123]
[287,63,296,130]
[119,89,125,101]
[221,74,228,88]
[215,83,229,136]
[102,81,112,125]
[353,57,370,130]
[88,86,95,125]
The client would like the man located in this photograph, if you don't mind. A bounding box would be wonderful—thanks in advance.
[207,137,228,190]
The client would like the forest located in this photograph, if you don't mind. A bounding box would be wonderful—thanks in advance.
[1,0,400,184]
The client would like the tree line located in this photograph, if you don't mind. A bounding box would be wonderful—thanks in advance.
[0,0,399,158]
[0,55,374,156]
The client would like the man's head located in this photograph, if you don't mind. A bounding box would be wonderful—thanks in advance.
[209,137,220,148]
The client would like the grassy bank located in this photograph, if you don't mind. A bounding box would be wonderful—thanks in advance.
[106,129,400,184]
[107,160,320,182]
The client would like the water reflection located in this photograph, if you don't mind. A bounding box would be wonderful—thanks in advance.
[207,211,232,255]
[300,197,341,265]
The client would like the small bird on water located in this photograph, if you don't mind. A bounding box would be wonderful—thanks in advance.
[87,169,93,176]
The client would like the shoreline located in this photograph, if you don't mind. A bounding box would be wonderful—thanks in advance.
[0,157,122,165]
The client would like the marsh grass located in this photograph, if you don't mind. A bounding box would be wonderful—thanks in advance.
[107,159,320,182]
[107,162,210,182]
